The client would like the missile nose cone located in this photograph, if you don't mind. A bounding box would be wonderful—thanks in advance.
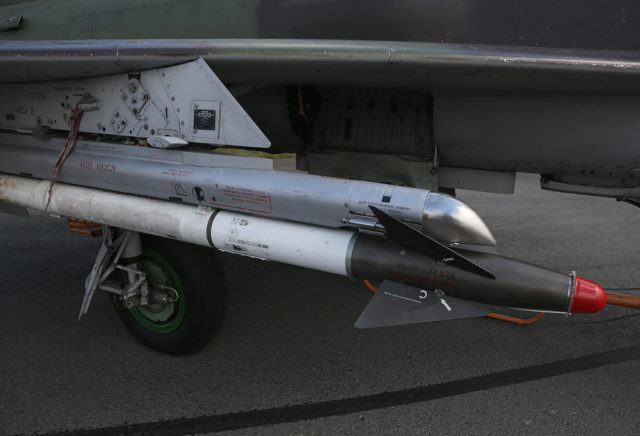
[569,277,607,313]
[422,192,496,246]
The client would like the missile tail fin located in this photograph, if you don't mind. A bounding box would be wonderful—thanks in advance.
[354,281,489,328]
[369,206,495,279]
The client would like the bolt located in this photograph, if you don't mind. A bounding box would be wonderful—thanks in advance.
[131,97,137,104]
[193,129,197,134]
[115,111,120,117]
[110,118,115,125]
[121,93,127,100]
[171,96,175,101]
[143,123,149,130]
[121,120,126,125]
[195,103,199,108]
[128,81,137,93]
[132,108,138,114]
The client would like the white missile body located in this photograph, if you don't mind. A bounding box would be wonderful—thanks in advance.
[0,174,355,275]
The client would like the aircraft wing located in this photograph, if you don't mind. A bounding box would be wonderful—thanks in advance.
[1,39,640,92]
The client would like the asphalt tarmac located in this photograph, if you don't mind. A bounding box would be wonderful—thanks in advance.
[1,172,640,435]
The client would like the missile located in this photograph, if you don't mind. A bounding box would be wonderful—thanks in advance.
[350,235,607,316]
[0,133,495,246]
[349,206,606,326]
[0,174,607,326]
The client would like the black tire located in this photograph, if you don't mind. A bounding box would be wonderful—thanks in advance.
[112,235,226,354]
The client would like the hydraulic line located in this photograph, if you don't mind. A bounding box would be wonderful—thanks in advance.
[486,311,544,325]
[67,217,103,237]
[605,292,640,309]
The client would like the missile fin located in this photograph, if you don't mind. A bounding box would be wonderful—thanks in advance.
[369,206,495,279]
[354,280,489,328]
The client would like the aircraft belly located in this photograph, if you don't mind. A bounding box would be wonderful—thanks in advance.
[434,92,640,187]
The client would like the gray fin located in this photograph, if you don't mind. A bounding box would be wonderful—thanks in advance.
[354,280,489,329]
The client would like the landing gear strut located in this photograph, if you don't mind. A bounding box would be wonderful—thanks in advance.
[82,228,226,354]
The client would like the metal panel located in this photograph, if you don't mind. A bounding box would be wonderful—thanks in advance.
[0,58,271,148]
[312,88,430,155]
[541,177,640,199]
[306,151,436,189]
[434,92,640,188]
[438,167,515,194]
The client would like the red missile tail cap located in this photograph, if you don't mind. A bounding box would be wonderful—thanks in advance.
[570,276,607,313]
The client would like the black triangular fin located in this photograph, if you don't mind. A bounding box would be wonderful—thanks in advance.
[369,206,495,279]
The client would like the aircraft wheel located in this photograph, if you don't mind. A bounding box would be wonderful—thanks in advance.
[112,235,226,354]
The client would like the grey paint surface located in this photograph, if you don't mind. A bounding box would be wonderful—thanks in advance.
[434,92,640,189]
[1,173,640,434]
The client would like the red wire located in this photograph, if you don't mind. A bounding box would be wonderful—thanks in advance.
[45,108,83,211]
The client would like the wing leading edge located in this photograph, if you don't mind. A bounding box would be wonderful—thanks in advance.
[1,39,640,91]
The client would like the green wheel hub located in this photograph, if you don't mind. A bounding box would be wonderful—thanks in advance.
[129,250,185,334]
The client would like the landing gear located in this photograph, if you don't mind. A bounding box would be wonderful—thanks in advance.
[112,235,227,354]
[82,229,226,354]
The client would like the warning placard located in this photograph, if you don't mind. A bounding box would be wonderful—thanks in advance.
[211,186,272,213]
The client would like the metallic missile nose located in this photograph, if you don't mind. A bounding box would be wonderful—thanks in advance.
[422,192,496,246]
